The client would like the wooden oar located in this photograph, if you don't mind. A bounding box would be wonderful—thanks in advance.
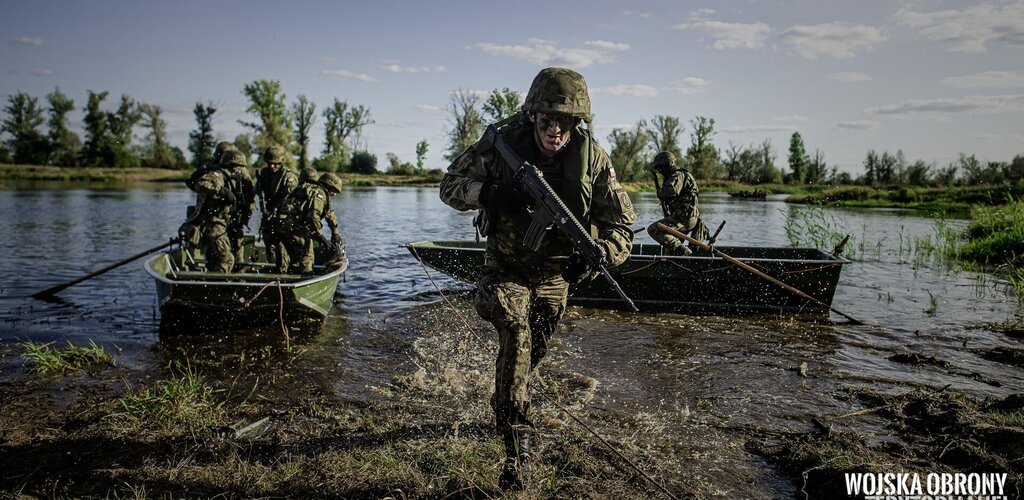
[656,222,863,325]
[32,238,179,300]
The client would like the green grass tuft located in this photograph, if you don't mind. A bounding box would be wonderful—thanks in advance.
[115,364,224,431]
[20,339,115,374]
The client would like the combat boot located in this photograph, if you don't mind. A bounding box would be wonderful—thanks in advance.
[498,402,535,491]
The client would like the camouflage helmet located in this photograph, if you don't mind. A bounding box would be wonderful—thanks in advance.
[318,172,343,194]
[652,151,677,171]
[213,141,236,160]
[263,145,287,164]
[299,166,319,184]
[220,149,247,168]
[521,67,592,123]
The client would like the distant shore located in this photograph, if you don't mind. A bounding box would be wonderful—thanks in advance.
[0,163,443,187]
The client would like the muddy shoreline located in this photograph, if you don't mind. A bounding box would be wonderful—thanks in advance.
[3,296,1023,499]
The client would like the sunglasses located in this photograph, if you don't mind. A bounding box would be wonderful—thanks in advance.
[536,114,579,132]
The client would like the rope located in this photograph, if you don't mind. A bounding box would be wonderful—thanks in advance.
[242,279,289,351]
[409,245,689,500]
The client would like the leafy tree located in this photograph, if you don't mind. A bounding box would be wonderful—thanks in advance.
[805,149,826,185]
[863,150,879,186]
[756,139,781,184]
[234,133,255,163]
[320,99,373,172]
[482,88,522,123]
[106,94,142,167]
[685,116,719,179]
[786,132,809,184]
[905,160,932,186]
[188,102,217,168]
[877,151,897,185]
[45,87,79,166]
[607,120,649,182]
[349,150,378,174]
[415,140,429,173]
[958,153,992,185]
[239,79,294,162]
[647,115,683,161]
[1,92,47,165]
[1007,155,1024,182]
[139,104,177,168]
[292,95,316,169]
[80,90,110,166]
[934,163,958,186]
[445,89,484,162]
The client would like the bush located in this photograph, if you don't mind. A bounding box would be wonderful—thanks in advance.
[349,150,378,174]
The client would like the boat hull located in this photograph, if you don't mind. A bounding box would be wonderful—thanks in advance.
[145,237,345,326]
[406,240,847,316]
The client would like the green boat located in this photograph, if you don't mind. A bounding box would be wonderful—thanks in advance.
[406,240,849,316]
[145,235,346,325]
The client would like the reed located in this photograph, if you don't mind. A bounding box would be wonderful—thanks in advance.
[20,339,115,374]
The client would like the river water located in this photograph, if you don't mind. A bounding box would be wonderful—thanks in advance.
[1,182,1021,496]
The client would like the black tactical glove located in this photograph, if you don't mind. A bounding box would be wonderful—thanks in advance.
[331,233,342,246]
[220,185,236,204]
[561,252,594,284]
[480,182,529,212]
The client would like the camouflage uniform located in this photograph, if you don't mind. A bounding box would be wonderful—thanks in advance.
[255,145,298,271]
[191,151,244,273]
[280,172,344,274]
[646,152,705,254]
[440,67,636,490]
[226,157,256,263]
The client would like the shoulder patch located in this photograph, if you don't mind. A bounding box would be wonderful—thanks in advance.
[608,167,616,178]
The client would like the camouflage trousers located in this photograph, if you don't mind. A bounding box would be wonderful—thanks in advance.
[474,252,568,420]
[280,234,315,274]
[201,219,234,273]
[227,223,246,264]
[260,215,287,272]
[647,210,703,252]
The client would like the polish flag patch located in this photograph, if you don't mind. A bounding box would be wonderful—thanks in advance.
[608,167,616,178]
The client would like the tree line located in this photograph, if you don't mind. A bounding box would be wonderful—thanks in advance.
[4,82,1021,186]
[0,81,434,175]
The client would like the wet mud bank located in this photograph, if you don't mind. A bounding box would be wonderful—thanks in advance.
[4,295,1024,498]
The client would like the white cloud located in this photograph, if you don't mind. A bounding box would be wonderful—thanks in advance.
[780,23,885,59]
[666,77,711,95]
[973,132,1024,141]
[475,38,627,68]
[621,10,653,18]
[827,71,872,82]
[720,125,798,134]
[774,115,809,123]
[414,104,442,114]
[383,64,445,73]
[689,8,716,19]
[321,69,379,83]
[11,36,43,46]
[591,84,658,97]
[29,68,54,77]
[837,120,880,130]
[942,70,1024,89]
[673,21,771,49]
[894,3,1024,53]
[865,94,1024,118]
[585,40,631,51]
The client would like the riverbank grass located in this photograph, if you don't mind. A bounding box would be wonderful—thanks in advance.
[20,339,114,374]
[114,365,224,431]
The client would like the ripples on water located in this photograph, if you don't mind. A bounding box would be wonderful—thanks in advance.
[1,182,1021,495]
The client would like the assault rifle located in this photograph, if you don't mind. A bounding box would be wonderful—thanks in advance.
[480,125,638,312]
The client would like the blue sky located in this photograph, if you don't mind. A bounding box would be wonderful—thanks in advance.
[2,0,1023,174]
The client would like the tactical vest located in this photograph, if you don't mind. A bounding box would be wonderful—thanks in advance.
[477,118,594,258]
[659,169,699,219]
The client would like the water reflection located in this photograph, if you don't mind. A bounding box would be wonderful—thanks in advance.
[0,183,1020,400]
